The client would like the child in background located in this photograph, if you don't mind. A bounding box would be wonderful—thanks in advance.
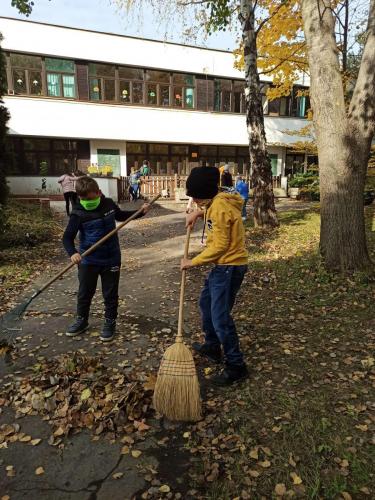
[63,177,150,342]
[58,171,78,216]
[181,167,249,386]
[235,176,249,221]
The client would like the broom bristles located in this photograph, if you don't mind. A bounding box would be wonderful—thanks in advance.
[153,341,202,422]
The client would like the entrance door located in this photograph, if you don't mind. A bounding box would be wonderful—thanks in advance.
[269,154,278,176]
[97,149,121,176]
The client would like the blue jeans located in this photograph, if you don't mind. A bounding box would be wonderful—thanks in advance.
[199,265,248,366]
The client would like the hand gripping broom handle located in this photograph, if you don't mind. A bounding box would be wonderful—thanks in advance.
[29,194,162,302]
[176,226,191,342]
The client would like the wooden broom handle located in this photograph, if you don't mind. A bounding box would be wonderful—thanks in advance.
[176,226,191,341]
[33,194,161,297]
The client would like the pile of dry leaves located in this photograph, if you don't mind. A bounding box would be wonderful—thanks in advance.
[1,352,155,446]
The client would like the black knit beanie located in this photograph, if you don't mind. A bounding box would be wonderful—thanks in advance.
[186,167,220,199]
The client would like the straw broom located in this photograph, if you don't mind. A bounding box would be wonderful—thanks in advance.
[153,226,201,421]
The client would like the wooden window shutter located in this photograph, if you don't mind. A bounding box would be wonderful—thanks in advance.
[76,62,89,100]
[196,78,214,111]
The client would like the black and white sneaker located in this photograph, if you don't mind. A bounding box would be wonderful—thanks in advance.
[66,316,89,337]
[100,318,116,342]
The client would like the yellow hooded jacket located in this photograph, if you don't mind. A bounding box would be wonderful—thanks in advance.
[191,192,249,266]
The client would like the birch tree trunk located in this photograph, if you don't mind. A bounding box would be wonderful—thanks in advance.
[239,0,279,228]
[301,0,374,270]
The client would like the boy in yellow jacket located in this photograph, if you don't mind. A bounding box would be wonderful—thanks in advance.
[181,167,248,385]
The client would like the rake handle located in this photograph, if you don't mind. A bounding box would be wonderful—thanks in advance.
[176,226,191,341]
[34,194,161,297]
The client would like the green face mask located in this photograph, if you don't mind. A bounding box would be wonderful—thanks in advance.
[80,196,101,211]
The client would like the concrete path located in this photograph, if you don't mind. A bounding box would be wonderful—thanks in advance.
[0,202,200,500]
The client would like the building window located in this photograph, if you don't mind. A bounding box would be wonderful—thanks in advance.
[146,70,170,83]
[119,67,144,80]
[214,79,232,112]
[292,87,310,117]
[147,83,157,105]
[104,79,116,101]
[10,53,43,95]
[88,63,116,101]
[6,136,90,176]
[233,81,245,113]
[120,80,130,103]
[46,58,76,98]
[172,74,195,108]
[184,87,194,108]
[13,69,27,94]
[174,87,183,107]
[89,78,102,100]
[29,71,43,95]
[160,85,170,106]
[132,82,144,104]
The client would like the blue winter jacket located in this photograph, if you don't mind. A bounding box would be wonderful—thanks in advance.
[235,180,249,200]
[62,196,141,267]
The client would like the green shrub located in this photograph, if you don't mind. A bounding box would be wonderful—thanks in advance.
[299,185,320,201]
[288,173,319,188]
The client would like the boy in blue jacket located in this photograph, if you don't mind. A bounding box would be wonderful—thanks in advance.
[62,176,149,341]
[235,177,249,221]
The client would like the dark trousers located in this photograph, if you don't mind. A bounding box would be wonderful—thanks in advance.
[77,264,120,320]
[199,265,247,366]
[129,185,139,201]
[64,191,77,216]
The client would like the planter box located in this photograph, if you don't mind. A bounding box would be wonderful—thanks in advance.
[288,187,300,199]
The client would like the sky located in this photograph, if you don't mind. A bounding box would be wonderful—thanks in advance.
[0,0,238,51]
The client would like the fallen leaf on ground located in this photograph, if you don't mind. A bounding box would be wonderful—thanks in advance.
[80,388,91,401]
[30,438,42,446]
[159,485,170,493]
[112,472,124,479]
[275,483,287,496]
[131,450,142,458]
[35,467,45,475]
[290,472,303,485]
[259,460,271,468]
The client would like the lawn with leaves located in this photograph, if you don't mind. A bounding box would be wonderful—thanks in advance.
[186,205,375,500]
[0,201,63,315]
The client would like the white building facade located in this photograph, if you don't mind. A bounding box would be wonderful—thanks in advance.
[0,17,313,199]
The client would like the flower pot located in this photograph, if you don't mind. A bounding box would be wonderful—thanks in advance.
[288,187,300,199]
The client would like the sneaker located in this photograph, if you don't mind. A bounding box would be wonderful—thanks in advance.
[192,342,223,364]
[211,364,248,386]
[100,318,116,342]
[66,316,89,337]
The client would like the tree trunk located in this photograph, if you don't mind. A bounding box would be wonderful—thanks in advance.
[239,0,278,228]
[301,0,374,270]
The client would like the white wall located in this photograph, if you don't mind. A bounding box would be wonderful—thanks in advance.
[0,17,245,80]
[6,176,118,202]
[0,18,309,85]
[8,176,63,196]
[5,97,310,147]
[90,140,127,176]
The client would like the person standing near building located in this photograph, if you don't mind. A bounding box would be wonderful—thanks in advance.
[220,164,233,189]
[180,167,249,385]
[140,160,151,176]
[58,170,78,216]
[129,167,141,201]
[62,177,151,341]
[235,176,249,221]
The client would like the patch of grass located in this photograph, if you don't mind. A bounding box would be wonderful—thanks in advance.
[0,201,63,313]
[190,204,375,500]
